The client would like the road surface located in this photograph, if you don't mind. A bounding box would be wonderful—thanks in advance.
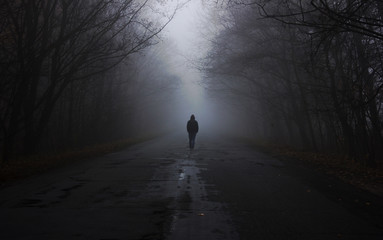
[0,134,382,239]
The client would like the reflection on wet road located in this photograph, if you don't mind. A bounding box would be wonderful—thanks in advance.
[0,134,382,239]
[150,151,238,240]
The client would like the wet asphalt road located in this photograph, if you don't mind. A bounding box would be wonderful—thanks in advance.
[0,134,382,240]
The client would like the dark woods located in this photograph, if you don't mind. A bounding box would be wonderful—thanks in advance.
[0,0,177,162]
[203,0,383,168]
[1,0,383,170]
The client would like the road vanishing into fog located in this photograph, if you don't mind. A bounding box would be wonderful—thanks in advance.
[0,133,382,240]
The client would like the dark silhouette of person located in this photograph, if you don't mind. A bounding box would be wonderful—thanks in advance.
[187,114,199,149]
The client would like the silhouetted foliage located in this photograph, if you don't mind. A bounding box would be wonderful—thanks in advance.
[0,0,176,162]
[203,0,383,168]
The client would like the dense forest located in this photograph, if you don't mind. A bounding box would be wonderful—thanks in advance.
[1,0,382,171]
[202,0,383,168]
[0,0,180,162]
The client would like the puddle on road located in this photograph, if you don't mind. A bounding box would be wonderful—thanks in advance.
[178,171,185,181]
[148,155,239,240]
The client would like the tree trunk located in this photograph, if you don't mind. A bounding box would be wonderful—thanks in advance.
[326,46,355,158]
[354,33,381,167]
[292,61,318,151]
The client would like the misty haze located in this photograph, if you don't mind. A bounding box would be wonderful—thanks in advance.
[0,0,382,239]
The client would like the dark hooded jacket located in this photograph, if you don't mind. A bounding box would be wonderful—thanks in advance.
[187,116,199,134]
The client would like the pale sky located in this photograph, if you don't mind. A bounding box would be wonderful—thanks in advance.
[162,0,207,117]
[165,0,203,55]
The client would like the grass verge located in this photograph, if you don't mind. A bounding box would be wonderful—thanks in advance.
[244,139,383,197]
[0,136,154,185]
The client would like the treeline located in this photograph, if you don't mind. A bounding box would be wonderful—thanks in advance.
[0,0,178,162]
[203,0,383,168]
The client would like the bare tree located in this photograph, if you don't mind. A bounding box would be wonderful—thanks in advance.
[0,0,176,161]
[202,0,383,167]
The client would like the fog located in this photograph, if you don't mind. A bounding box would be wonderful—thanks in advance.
[149,0,248,137]
[1,0,383,168]
[157,0,209,130]
[1,3,382,239]
[140,0,240,137]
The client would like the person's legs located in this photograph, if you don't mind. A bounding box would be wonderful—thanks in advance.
[190,133,196,149]
[188,133,197,149]
[188,133,193,149]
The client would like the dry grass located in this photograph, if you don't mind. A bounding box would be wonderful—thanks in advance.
[0,137,149,184]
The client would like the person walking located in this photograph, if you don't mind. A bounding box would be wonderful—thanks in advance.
[187,114,199,149]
